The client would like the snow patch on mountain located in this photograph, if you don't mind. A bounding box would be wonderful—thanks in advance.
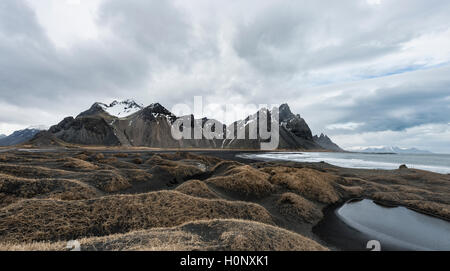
[348,146,433,154]
[27,125,49,131]
[99,99,144,118]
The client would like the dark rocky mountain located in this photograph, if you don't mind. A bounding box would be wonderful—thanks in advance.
[43,100,342,151]
[25,131,70,147]
[0,134,6,139]
[313,133,343,152]
[0,128,44,146]
[222,104,322,150]
[49,101,223,148]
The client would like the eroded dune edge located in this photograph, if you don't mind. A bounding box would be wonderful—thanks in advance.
[0,150,448,251]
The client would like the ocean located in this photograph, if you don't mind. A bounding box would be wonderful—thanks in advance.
[237,152,450,174]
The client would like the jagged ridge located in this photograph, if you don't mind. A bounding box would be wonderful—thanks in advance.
[42,100,342,150]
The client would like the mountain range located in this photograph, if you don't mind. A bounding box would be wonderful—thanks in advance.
[0,127,45,146]
[3,100,342,151]
[348,146,432,154]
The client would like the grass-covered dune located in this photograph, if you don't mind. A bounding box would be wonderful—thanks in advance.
[0,150,448,250]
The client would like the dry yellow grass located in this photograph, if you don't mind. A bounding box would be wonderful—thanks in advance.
[0,154,34,163]
[85,170,131,192]
[0,219,327,251]
[210,161,244,175]
[0,241,66,251]
[147,155,204,184]
[113,153,129,158]
[0,163,70,179]
[1,150,448,250]
[73,153,89,161]
[276,193,323,223]
[175,180,219,199]
[403,200,450,219]
[0,173,99,206]
[90,153,105,161]
[0,191,274,243]
[206,165,273,198]
[263,167,340,204]
[120,169,153,182]
[61,158,98,170]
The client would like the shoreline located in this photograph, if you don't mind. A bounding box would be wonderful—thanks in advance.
[0,148,448,250]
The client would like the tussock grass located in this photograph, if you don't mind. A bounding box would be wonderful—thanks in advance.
[85,170,131,192]
[113,153,129,158]
[0,163,70,179]
[403,200,450,219]
[263,167,340,204]
[0,241,65,251]
[90,153,105,161]
[276,193,323,223]
[210,161,244,176]
[120,169,153,182]
[0,191,274,243]
[0,219,326,251]
[61,158,98,170]
[1,151,448,250]
[175,180,219,199]
[147,155,204,185]
[0,173,99,206]
[73,153,89,161]
[206,165,273,198]
[100,159,140,169]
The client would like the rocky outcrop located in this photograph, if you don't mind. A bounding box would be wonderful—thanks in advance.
[279,104,313,140]
[25,131,69,147]
[223,104,322,150]
[49,117,121,146]
[44,100,341,151]
[313,133,343,152]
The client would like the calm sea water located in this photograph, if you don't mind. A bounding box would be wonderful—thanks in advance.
[237,152,450,174]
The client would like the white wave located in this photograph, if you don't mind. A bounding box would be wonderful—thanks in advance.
[238,152,450,174]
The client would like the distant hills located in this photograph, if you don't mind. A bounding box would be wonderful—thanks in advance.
[0,127,46,146]
[14,100,340,151]
[348,146,433,154]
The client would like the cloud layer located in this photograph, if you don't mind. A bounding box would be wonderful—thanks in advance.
[1,0,450,152]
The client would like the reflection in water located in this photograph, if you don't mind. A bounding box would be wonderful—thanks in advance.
[337,199,450,251]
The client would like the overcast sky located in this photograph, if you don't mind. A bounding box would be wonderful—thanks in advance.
[1,0,450,152]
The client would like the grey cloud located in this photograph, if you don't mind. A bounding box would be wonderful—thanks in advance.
[0,0,450,152]
[307,67,450,134]
[232,0,450,76]
[0,0,193,122]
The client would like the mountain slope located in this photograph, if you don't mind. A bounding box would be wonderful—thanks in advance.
[0,128,45,146]
[45,100,342,150]
[222,104,322,150]
[313,133,343,152]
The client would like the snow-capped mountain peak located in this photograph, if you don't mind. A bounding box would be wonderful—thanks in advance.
[99,99,144,118]
[27,125,49,131]
[347,146,432,154]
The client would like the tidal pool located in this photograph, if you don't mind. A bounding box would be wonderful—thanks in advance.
[314,199,450,251]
